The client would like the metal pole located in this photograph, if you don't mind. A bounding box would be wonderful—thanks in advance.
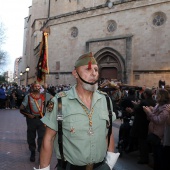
[26,72,28,86]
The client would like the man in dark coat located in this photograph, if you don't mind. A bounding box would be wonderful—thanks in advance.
[126,88,156,164]
[118,88,137,150]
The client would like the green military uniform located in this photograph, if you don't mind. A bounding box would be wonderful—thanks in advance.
[22,92,51,115]
[41,85,116,166]
[22,93,51,153]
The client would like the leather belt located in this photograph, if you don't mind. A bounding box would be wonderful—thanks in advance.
[57,159,104,170]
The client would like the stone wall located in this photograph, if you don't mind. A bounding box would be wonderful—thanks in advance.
[23,0,170,87]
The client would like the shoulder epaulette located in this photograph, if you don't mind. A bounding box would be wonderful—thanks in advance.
[97,90,107,95]
[56,91,67,98]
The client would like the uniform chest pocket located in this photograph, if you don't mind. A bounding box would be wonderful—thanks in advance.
[98,113,109,126]
[63,113,88,138]
[95,112,109,137]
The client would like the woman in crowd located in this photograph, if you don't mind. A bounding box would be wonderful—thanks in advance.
[161,86,170,170]
[143,89,170,170]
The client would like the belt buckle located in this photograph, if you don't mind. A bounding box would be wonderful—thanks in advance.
[86,164,94,170]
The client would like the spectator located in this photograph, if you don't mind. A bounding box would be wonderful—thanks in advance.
[158,79,166,89]
[127,88,156,164]
[143,89,170,170]
[0,85,6,109]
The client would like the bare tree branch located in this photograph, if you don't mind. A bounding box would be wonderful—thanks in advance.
[0,21,8,70]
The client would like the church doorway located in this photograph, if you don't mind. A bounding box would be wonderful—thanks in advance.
[100,67,118,80]
[94,47,125,82]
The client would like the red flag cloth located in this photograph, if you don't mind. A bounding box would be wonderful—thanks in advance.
[37,32,49,82]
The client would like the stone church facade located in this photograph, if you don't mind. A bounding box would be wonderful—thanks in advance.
[19,0,170,87]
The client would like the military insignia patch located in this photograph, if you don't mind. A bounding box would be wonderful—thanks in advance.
[57,91,67,98]
[47,101,54,112]
[70,127,75,133]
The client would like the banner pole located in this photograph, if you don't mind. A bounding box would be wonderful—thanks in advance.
[43,32,49,114]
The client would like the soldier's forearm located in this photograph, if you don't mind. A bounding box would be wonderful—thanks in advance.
[107,130,115,152]
[20,109,31,117]
[40,140,53,168]
[40,129,56,168]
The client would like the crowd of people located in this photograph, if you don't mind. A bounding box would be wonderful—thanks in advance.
[0,84,71,109]
[99,79,170,170]
[0,84,28,109]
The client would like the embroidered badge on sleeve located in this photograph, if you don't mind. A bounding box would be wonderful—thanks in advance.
[47,101,54,112]
[70,127,75,134]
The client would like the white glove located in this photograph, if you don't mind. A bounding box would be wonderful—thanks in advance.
[33,165,50,170]
[105,152,120,170]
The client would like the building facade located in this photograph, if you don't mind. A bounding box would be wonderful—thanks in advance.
[14,57,22,85]
[4,71,13,83]
[21,0,170,87]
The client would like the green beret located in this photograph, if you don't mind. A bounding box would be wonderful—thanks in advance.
[74,52,97,68]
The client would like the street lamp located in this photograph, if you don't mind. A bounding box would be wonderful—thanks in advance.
[25,66,30,86]
[106,0,113,8]
[20,72,23,85]
[15,76,18,84]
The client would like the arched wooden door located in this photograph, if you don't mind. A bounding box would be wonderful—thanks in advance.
[100,67,118,80]
[95,48,124,81]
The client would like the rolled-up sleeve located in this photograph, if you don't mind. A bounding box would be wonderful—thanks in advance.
[41,97,58,131]
[22,95,28,107]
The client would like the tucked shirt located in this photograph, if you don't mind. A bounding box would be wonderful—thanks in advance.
[41,85,116,166]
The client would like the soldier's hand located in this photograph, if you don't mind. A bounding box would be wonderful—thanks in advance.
[27,114,35,119]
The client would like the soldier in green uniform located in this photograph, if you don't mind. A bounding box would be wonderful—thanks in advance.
[20,82,51,162]
[34,52,119,170]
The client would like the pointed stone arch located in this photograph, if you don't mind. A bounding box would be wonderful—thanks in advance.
[94,47,125,82]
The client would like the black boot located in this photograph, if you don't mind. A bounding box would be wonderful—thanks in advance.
[30,151,35,162]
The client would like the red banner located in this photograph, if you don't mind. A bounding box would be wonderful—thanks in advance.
[37,32,49,82]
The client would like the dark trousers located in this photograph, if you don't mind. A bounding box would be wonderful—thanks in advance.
[0,98,6,108]
[138,137,149,161]
[17,98,23,108]
[161,146,170,170]
[118,122,131,149]
[26,117,45,152]
[153,144,163,170]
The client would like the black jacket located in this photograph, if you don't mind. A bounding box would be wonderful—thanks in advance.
[130,98,156,138]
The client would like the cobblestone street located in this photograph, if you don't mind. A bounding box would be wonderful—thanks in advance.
[0,109,57,170]
[0,109,152,170]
